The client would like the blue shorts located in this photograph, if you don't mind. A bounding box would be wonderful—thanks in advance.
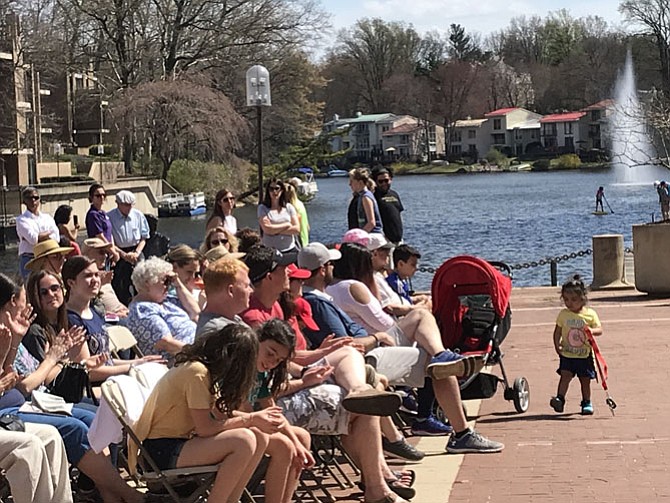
[557,355,596,379]
[142,438,187,471]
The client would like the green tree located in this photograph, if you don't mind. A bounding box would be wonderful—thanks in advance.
[448,24,486,62]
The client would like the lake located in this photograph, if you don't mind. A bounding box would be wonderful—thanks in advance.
[0,170,659,289]
[157,169,656,289]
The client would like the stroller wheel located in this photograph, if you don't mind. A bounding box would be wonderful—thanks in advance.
[512,377,530,413]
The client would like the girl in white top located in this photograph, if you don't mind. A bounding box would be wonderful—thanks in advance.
[206,188,238,234]
[257,178,300,252]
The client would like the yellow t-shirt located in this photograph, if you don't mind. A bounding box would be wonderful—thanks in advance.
[556,307,601,359]
[129,361,213,472]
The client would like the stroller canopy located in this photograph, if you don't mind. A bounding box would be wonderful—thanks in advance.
[432,255,513,349]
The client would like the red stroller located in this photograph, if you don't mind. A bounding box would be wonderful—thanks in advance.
[431,255,530,413]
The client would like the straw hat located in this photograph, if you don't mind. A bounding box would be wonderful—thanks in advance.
[25,239,74,271]
[82,238,113,254]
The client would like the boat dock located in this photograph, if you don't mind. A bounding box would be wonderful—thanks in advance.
[323,286,669,502]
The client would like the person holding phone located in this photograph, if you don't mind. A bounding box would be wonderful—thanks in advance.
[53,205,81,256]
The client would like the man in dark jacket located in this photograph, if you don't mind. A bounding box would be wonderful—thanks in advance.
[373,168,404,244]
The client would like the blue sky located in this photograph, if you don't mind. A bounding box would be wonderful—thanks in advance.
[319,0,628,45]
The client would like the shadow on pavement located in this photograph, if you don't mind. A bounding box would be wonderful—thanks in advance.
[476,412,579,424]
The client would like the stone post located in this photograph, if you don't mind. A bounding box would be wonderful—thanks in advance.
[632,223,670,295]
[591,234,632,290]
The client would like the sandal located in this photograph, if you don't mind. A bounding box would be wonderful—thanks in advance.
[364,495,411,503]
[358,478,416,500]
[392,469,416,487]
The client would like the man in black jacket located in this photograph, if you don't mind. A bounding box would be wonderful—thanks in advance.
[373,168,404,245]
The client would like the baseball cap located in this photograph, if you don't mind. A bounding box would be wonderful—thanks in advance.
[298,243,342,271]
[366,233,394,252]
[115,190,136,204]
[342,229,370,247]
[245,246,295,284]
[294,297,320,331]
[287,263,311,280]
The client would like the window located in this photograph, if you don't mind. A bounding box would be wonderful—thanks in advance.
[565,136,574,149]
[514,129,522,140]
[451,131,462,142]
[492,133,506,144]
[358,136,370,149]
[543,124,557,136]
[428,126,436,143]
[468,129,476,139]
[591,110,601,121]
[451,144,462,154]
[493,118,502,130]
[400,135,409,144]
[468,144,477,154]
[382,126,389,132]
[564,122,573,135]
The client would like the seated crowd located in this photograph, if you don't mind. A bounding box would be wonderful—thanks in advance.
[1,180,503,503]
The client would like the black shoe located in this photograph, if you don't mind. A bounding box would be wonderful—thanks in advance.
[382,437,425,462]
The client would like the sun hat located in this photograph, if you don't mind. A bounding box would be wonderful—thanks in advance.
[365,233,394,252]
[342,229,370,247]
[25,239,74,271]
[115,190,136,204]
[298,243,342,271]
[287,263,311,280]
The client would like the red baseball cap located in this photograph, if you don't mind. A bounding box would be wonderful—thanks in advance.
[287,263,311,280]
[294,297,320,331]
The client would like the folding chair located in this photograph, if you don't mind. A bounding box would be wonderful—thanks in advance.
[107,325,145,359]
[129,362,168,390]
[100,380,218,503]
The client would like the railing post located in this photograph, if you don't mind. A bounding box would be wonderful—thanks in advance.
[550,260,557,287]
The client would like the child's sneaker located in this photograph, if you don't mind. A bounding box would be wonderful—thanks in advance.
[549,395,565,413]
[581,400,594,415]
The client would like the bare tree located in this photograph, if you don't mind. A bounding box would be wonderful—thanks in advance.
[111,75,249,178]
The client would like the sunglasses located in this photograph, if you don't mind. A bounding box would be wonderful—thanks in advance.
[93,193,106,198]
[269,186,282,192]
[210,238,228,246]
[163,276,172,287]
[26,195,40,201]
[222,196,235,202]
[377,178,391,184]
[39,284,62,296]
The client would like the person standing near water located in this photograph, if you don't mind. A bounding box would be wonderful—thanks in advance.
[595,187,604,212]
[658,181,670,221]
[373,168,404,245]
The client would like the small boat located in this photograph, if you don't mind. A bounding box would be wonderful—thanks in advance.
[158,192,206,217]
[327,169,349,178]
[291,167,319,201]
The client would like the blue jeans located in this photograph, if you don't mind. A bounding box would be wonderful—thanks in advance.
[19,253,33,279]
[0,404,95,465]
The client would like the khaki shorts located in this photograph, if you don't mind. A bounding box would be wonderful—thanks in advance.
[365,345,430,388]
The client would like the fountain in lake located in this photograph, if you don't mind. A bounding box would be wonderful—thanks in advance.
[610,50,669,184]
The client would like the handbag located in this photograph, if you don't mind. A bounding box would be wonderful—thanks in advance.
[48,362,90,404]
[0,414,25,432]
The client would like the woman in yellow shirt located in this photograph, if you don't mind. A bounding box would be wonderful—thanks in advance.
[132,324,269,502]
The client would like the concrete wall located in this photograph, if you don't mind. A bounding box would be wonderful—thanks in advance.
[36,162,73,181]
[632,223,670,294]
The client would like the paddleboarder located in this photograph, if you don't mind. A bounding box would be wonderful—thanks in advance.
[595,187,605,212]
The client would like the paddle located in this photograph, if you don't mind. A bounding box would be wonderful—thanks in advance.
[603,194,614,214]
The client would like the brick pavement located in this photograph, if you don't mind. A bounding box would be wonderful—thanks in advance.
[298,287,670,503]
[445,287,670,503]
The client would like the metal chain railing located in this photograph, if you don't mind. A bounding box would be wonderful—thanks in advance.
[416,246,635,286]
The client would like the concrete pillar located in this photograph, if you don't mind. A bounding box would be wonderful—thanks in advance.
[591,234,632,290]
[633,223,670,295]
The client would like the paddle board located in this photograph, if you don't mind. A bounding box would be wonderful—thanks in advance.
[592,211,609,215]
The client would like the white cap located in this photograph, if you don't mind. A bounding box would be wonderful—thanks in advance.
[366,233,394,252]
[298,243,342,271]
[115,190,136,204]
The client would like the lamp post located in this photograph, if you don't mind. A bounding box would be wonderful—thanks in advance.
[54,142,61,179]
[246,65,271,202]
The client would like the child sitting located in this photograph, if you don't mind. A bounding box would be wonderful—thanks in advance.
[386,244,431,308]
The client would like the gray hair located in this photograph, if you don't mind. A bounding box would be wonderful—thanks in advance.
[131,256,173,292]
